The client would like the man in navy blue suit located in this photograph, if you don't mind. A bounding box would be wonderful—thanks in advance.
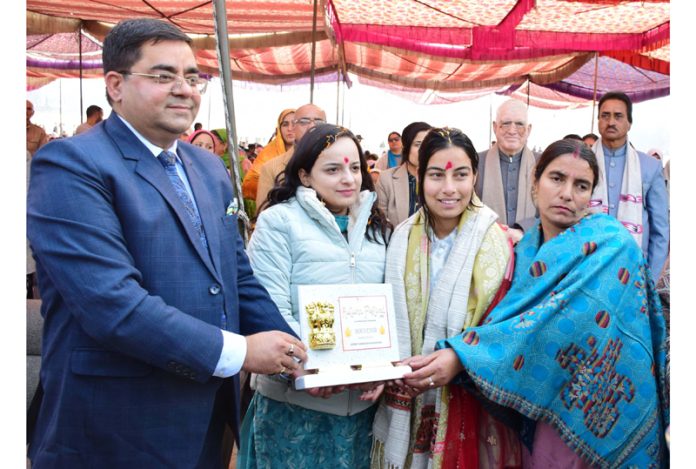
[27,18,307,468]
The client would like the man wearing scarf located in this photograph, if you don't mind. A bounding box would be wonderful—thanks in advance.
[476,99,539,242]
[590,91,669,282]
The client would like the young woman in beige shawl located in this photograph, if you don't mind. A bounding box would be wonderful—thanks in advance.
[371,128,521,469]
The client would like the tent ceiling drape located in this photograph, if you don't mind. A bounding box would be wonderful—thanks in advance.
[26,1,670,105]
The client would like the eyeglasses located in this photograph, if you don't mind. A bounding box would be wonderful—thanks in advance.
[388,137,401,142]
[120,71,209,94]
[499,121,527,131]
[293,117,326,126]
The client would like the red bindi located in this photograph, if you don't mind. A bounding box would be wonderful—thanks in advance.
[445,161,453,170]
[343,156,350,164]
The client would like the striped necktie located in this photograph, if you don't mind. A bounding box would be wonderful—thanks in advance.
[156,151,208,248]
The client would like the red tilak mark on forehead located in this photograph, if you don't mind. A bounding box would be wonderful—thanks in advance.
[445,161,453,170]
[343,156,350,164]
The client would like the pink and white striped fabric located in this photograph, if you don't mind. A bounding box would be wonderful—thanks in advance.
[26,0,670,103]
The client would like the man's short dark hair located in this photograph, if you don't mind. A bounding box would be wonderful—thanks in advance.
[103,18,191,74]
[102,19,192,105]
[86,105,103,118]
[194,122,203,131]
[582,133,598,141]
[598,91,633,124]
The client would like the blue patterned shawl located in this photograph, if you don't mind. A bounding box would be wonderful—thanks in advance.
[440,213,669,468]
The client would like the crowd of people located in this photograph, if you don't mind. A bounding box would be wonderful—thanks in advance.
[26,18,669,469]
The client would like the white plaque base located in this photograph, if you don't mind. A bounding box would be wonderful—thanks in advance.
[294,364,412,390]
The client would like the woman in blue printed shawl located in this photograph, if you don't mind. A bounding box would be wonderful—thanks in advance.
[401,139,669,468]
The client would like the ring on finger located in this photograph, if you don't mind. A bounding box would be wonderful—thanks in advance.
[279,366,286,375]
[287,343,294,356]
[428,376,435,387]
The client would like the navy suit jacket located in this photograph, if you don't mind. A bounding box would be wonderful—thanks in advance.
[27,113,295,468]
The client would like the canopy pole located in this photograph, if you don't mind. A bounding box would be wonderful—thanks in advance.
[591,52,599,133]
[207,88,212,129]
[488,93,493,148]
[341,78,346,126]
[309,0,319,103]
[526,79,530,107]
[335,65,340,123]
[78,23,84,125]
[212,0,249,242]
[58,79,63,136]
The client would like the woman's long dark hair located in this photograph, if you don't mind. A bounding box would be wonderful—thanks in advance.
[400,121,432,167]
[416,127,482,236]
[266,123,392,243]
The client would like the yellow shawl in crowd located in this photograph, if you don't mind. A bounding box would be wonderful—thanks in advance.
[242,108,295,201]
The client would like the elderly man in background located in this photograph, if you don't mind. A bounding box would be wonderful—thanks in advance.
[26,100,48,156]
[476,98,539,243]
[255,103,327,212]
[590,91,669,281]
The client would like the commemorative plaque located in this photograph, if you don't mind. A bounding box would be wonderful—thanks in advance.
[294,283,411,390]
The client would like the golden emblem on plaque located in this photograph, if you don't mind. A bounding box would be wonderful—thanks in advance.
[305,301,336,350]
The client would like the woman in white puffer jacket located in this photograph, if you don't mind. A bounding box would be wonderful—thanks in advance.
[238,124,391,469]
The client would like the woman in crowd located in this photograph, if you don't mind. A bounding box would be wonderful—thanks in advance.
[376,131,403,170]
[241,108,296,217]
[376,122,432,227]
[187,129,217,152]
[371,127,521,469]
[210,128,231,166]
[405,139,669,467]
[239,123,391,468]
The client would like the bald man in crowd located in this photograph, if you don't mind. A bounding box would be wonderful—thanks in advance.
[475,98,539,242]
[27,100,48,156]
[74,105,104,135]
[255,103,327,212]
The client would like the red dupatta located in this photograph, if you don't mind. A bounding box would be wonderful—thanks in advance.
[442,230,522,469]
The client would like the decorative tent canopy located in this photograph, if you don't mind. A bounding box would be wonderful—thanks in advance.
[27,29,103,90]
[26,0,670,106]
[545,54,670,102]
